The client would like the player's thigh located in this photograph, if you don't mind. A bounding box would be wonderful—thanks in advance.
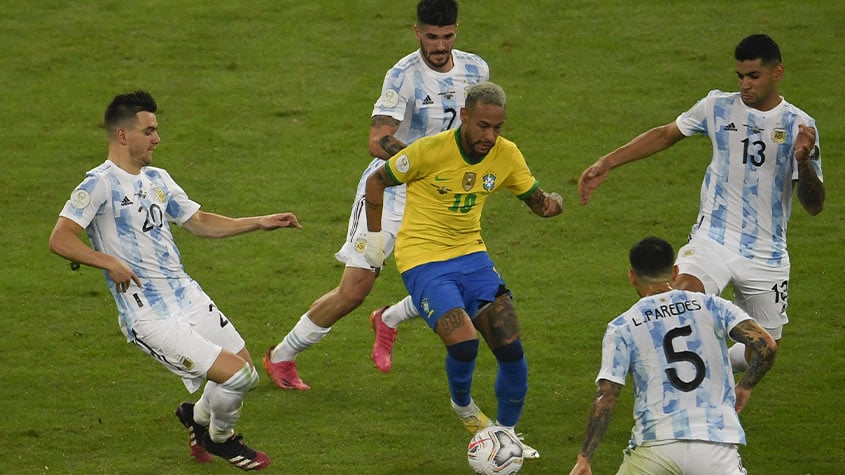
[616,443,680,475]
[679,442,747,475]
[183,297,246,355]
[732,260,790,339]
[402,261,467,332]
[131,317,223,387]
[676,237,732,295]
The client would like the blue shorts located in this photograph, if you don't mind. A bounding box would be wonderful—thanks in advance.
[401,252,508,331]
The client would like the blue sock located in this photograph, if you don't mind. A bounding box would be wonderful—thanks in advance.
[494,357,528,427]
[445,340,479,407]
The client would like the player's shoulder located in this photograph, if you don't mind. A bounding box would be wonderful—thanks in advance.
[780,98,815,122]
[85,160,114,177]
[142,165,170,179]
[387,50,424,74]
[415,128,455,149]
[700,89,740,103]
[452,48,488,66]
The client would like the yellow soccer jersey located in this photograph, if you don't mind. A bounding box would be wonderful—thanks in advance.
[385,128,539,273]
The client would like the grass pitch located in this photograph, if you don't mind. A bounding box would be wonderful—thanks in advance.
[2,1,843,473]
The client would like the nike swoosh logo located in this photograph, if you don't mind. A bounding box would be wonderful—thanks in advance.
[434,176,449,181]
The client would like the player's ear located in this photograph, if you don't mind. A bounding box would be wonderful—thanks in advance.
[117,128,128,145]
[773,63,784,82]
[628,269,637,287]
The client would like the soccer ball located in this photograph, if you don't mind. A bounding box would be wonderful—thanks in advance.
[467,425,524,474]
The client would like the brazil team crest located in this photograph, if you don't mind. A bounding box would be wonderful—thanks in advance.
[482,173,496,191]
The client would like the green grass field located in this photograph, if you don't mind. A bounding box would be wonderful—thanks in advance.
[2,1,843,473]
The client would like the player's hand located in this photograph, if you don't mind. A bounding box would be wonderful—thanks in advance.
[795,124,816,162]
[107,256,141,293]
[569,454,592,475]
[364,230,385,269]
[735,385,751,414]
[261,213,302,230]
[578,159,611,205]
[543,192,564,217]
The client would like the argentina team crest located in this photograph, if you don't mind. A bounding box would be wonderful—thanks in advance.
[772,127,786,144]
[482,173,496,191]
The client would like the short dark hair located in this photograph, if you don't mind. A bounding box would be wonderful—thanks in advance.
[629,236,674,280]
[104,90,157,134]
[417,0,458,27]
[735,34,781,65]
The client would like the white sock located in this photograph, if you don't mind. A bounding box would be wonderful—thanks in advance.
[270,314,331,362]
[382,295,419,328]
[207,364,258,442]
[194,383,213,426]
[729,343,749,372]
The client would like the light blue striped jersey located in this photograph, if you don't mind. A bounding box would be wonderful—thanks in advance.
[676,90,823,265]
[59,160,202,341]
[370,48,490,217]
[597,289,751,448]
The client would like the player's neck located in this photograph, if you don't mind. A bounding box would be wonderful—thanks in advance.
[642,282,673,297]
[107,153,143,176]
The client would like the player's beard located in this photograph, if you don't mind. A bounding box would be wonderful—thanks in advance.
[422,48,451,70]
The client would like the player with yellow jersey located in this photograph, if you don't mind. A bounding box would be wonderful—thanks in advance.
[363,81,563,460]
[385,126,538,273]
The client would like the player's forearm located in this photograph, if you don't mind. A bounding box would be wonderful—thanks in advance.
[364,182,385,233]
[524,188,562,217]
[369,116,402,159]
[378,135,407,159]
[602,123,684,170]
[731,321,777,389]
[796,160,824,215]
[49,227,116,272]
[578,381,620,460]
[182,211,262,239]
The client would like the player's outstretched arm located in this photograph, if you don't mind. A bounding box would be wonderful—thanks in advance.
[181,211,301,239]
[569,379,622,475]
[523,188,563,217]
[578,122,685,205]
[729,319,777,413]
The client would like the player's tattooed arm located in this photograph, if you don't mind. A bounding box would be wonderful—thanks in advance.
[523,187,563,217]
[579,379,622,461]
[796,158,825,215]
[369,115,404,159]
[794,124,824,215]
[379,135,407,157]
[364,166,400,211]
[730,320,777,389]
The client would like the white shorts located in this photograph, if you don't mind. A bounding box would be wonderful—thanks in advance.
[130,288,245,393]
[335,158,406,269]
[676,235,790,338]
[618,440,746,475]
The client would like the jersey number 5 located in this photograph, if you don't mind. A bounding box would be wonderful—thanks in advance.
[663,325,706,392]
